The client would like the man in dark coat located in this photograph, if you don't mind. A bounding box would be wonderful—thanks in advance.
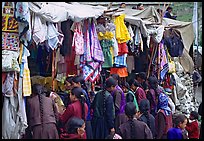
[91,77,116,139]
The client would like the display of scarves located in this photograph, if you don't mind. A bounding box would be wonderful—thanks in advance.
[159,40,169,81]
[80,19,103,82]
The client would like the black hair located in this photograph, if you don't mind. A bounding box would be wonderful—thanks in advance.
[132,6,137,9]
[121,81,130,90]
[190,111,199,120]
[128,79,135,87]
[105,77,117,88]
[173,114,187,127]
[125,102,137,139]
[66,117,85,134]
[71,87,86,120]
[72,75,84,84]
[111,73,121,86]
[133,79,142,87]
[137,3,143,8]
[139,99,151,129]
[147,76,158,90]
[166,6,172,11]
[120,2,126,7]
[157,8,163,14]
[65,75,74,85]
[32,84,44,128]
[138,72,147,80]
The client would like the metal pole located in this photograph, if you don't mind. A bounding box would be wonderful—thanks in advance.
[196,2,199,70]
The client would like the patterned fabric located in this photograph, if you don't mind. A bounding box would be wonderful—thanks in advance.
[72,22,84,55]
[2,32,19,51]
[2,50,20,72]
[23,68,31,96]
[114,54,127,67]
[90,20,104,62]
[2,2,19,51]
[158,93,171,116]
[160,41,169,80]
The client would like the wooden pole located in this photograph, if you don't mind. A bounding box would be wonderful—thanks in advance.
[52,49,56,91]
[147,38,156,78]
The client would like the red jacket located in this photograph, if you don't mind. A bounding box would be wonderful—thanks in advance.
[185,120,199,139]
[59,100,88,124]
[60,133,86,139]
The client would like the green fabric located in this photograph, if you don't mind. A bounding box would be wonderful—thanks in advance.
[100,39,114,68]
[128,90,139,112]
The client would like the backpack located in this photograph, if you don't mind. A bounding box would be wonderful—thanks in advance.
[164,30,184,57]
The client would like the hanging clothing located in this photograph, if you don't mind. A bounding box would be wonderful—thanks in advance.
[90,20,104,62]
[160,40,169,81]
[100,39,114,68]
[46,22,60,50]
[72,22,84,55]
[15,2,32,47]
[36,44,52,77]
[114,14,131,44]
[32,15,47,44]
[22,47,31,96]
[110,67,128,78]
[60,19,73,56]
[127,55,135,73]
[113,54,127,68]
[118,42,128,56]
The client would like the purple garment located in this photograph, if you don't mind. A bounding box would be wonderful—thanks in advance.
[111,85,126,115]
[135,87,146,105]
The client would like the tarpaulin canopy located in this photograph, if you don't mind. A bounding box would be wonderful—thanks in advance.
[28,2,107,23]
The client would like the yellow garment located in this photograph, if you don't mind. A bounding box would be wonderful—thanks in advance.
[114,14,131,43]
[23,68,32,96]
[110,47,114,64]
[19,43,23,64]
[98,31,114,40]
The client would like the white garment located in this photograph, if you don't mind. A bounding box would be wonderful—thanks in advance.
[111,30,119,57]
[32,15,47,44]
[128,25,134,42]
[46,22,60,50]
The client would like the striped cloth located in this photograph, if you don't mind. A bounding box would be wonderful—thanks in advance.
[113,54,127,67]
[23,67,31,96]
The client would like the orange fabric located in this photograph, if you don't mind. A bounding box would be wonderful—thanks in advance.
[110,67,128,77]
[118,42,128,56]
[2,73,7,84]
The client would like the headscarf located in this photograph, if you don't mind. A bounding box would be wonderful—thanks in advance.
[158,93,171,115]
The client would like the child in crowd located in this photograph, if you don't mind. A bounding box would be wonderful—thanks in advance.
[185,111,200,139]
[60,117,86,139]
[167,114,188,139]
[137,99,156,138]
[118,102,153,139]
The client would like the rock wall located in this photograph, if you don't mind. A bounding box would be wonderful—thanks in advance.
[172,60,200,116]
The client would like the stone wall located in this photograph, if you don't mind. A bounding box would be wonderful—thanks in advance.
[173,59,200,117]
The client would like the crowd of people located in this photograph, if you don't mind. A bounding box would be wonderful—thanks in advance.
[23,72,202,139]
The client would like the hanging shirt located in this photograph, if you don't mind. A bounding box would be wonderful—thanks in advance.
[114,14,131,43]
